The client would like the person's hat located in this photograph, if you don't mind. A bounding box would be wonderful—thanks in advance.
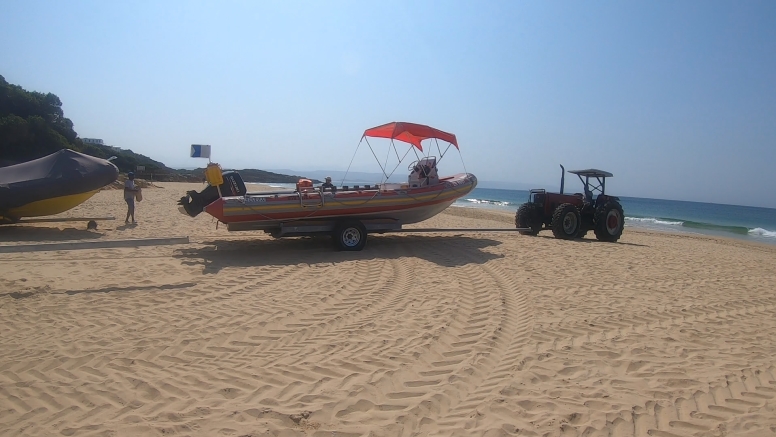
[325,176,332,181]
[128,172,135,178]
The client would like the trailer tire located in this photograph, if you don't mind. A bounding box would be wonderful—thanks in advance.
[334,220,367,251]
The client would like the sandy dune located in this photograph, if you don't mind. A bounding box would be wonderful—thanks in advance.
[1,183,775,436]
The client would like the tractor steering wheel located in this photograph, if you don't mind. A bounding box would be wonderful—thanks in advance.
[408,161,419,172]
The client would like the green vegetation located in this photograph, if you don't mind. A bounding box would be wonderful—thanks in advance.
[176,168,319,183]
[0,75,315,183]
[0,74,78,165]
[235,169,319,183]
[0,74,169,174]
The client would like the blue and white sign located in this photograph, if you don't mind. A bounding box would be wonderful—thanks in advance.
[190,144,211,159]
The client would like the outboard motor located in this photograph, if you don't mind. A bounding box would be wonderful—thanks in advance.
[220,171,247,197]
[178,171,246,217]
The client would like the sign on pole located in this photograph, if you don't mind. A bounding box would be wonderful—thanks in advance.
[190,144,211,159]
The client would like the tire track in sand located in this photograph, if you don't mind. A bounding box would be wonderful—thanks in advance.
[463,295,776,436]
[329,237,532,436]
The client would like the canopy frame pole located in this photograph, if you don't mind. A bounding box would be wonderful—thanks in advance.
[426,138,454,173]
[384,142,416,182]
[411,145,421,163]
[384,140,401,183]
[341,137,364,186]
[432,138,453,167]
[458,141,469,175]
[384,139,398,183]
[364,137,390,181]
[382,139,393,183]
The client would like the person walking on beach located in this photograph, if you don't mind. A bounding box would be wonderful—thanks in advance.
[124,172,139,224]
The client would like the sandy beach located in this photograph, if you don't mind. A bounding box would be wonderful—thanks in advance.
[1,182,775,437]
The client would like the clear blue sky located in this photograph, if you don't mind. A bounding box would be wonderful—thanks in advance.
[2,1,775,207]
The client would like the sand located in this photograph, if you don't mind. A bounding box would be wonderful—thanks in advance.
[1,182,775,437]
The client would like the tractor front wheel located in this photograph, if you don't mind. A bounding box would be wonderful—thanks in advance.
[594,201,624,242]
[515,203,542,235]
[551,203,581,240]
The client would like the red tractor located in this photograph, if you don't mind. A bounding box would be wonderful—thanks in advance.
[515,166,624,242]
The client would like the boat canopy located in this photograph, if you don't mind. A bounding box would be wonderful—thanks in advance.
[362,122,458,152]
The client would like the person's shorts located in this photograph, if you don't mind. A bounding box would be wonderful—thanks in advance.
[125,197,135,208]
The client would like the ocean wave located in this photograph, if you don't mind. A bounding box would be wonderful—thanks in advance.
[749,228,776,238]
[258,183,295,189]
[627,216,775,237]
[464,198,512,207]
[625,217,683,226]
[681,220,750,235]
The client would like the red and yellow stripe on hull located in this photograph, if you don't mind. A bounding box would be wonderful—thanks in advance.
[204,173,477,226]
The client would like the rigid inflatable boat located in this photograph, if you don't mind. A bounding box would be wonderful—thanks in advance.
[178,122,477,250]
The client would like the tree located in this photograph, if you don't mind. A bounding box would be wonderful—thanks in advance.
[0,74,79,162]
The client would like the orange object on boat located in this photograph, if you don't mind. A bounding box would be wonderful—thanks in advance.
[296,178,313,192]
[205,163,224,186]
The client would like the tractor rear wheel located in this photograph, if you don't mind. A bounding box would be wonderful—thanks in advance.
[551,203,581,240]
[594,201,624,242]
[515,203,542,235]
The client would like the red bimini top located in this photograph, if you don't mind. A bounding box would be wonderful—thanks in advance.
[362,122,458,152]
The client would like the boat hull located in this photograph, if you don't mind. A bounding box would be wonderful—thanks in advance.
[5,190,100,219]
[204,173,477,228]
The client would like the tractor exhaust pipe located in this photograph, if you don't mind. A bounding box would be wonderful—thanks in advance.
[559,164,565,194]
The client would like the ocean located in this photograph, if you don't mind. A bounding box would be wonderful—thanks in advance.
[256,183,776,245]
[455,187,776,245]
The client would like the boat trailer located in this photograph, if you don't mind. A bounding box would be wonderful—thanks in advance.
[225,218,529,251]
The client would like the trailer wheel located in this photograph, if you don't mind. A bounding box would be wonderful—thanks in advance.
[515,203,542,235]
[551,203,581,240]
[334,220,367,251]
[594,201,624,242]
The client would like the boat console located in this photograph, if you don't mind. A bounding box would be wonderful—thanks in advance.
[408,157,439,188]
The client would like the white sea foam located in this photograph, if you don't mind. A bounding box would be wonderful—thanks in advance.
[625,217,683,226]
[256,183,296,189]
[464,198,511,207]
[749,227,776,238]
